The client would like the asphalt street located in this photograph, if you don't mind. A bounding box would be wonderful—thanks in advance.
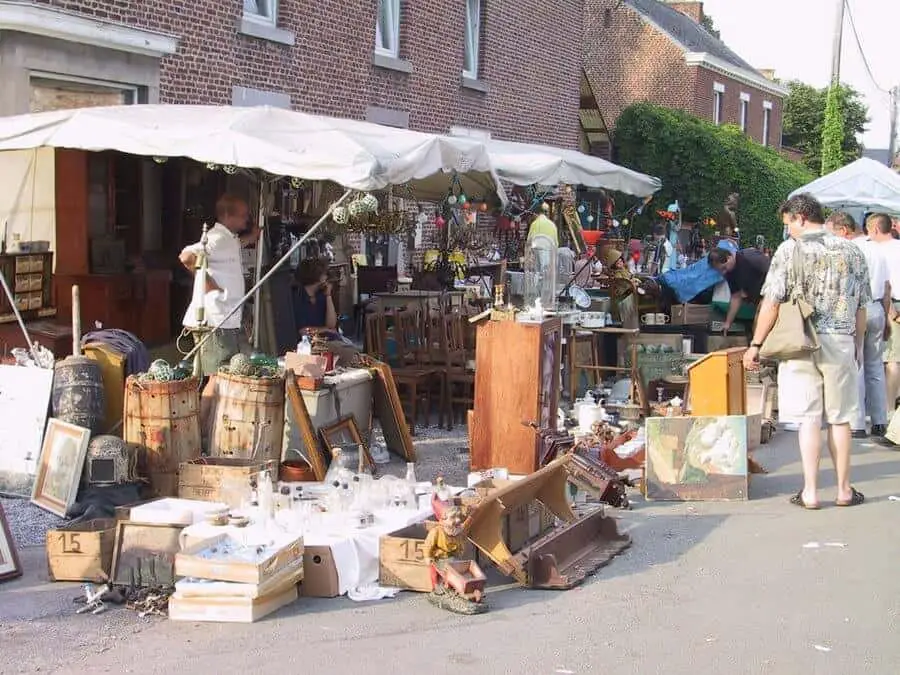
[2,429,899,675]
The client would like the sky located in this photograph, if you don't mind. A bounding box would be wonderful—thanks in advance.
[701,0,899,150]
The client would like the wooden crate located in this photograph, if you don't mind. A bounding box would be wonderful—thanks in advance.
[169,582,298,623]
[670,303,711,326]
[175,533,304,585]
[46,518,116,582]
[178,458,278,508]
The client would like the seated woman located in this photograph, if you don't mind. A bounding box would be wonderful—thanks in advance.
[293,258,359,366]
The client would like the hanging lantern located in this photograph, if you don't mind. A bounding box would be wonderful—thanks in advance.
[447,195,458,205]
[152,156,168,164]
[222,165,238,175]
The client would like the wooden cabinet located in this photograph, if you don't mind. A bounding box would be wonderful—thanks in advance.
[0,253,54,321]
[687,347,747,416]
[470,318,562,474]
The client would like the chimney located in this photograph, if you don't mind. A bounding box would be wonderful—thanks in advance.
[758,69,777,81]
[666,2,705,24]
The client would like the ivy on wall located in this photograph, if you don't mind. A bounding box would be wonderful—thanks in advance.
[820,84,846,176]
[612,102,814,243]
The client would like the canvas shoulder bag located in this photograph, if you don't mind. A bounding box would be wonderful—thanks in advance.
[759,242,820,361]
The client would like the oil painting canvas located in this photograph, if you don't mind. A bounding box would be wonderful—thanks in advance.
[645,415,749,501]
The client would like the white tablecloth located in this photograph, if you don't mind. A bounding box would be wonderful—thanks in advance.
[179,506,431,596]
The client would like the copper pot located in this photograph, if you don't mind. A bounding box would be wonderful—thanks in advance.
[280,460,316,482]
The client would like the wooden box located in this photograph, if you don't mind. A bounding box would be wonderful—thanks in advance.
[379,520,474,592]
[175,533,304,585]
[178,458,278,508]
[687,348,747,416]
[470,318,562,474]
[46,518,117,582]
[168,583,298,623]
[670,303,711,326]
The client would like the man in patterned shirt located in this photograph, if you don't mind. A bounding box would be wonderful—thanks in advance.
[744,194,871,509]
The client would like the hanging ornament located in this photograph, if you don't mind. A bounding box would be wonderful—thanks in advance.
[458,193,467,204]
[587,215,595,224]
[152,156,168,164]
[462,201,471,210]
[447,195,458,205]
[622,218,630,226]
[205,163,219,171]
[332,206,350,225]
[541,202,550,212]
[577,204,586,214]
[222,165,238,175]
[416,211,429,226]
[290,177,303,189]
[361,193,379,213]
[479,202,488,212]
[435,215,446,229]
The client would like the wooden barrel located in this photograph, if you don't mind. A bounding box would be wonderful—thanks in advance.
[123,375,202,497]
[52,356,106,434]
[211,372,285,463]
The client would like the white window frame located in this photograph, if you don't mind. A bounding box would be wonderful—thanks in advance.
[762,100,773,147]
[375,0,400,58]
[449,126,491,140]
[713,82,725,125]
[243,0,277,26]
[739,92,750,132]
[463,0,482,79]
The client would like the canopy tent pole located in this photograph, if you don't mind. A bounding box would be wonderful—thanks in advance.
[184,188,353,365]
[252,179,268,350]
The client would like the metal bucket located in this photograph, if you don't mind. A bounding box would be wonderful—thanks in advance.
[52,356,105,434]
[123,375,202,497]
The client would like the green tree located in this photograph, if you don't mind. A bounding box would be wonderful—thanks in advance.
[782,80,869,174]
[700,13,720,39]
[613,102,814,243]
[820,84,845,175]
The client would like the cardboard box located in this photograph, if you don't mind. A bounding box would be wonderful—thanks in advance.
[178,458,278,508]
[175,533,304,585]
[46,518,117,582]
[169,582,298,623]
[671,304,711,326]
[379,520,473,592]
[300,545,340,597]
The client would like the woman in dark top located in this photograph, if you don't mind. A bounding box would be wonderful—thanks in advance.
[294,258,337,333]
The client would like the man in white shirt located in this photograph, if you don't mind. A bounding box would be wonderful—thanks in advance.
[826,212,891,437]
[868,213,900,418]
[179,195,260,427]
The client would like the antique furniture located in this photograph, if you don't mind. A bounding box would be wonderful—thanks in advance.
[686,347,747,416]
[470,317,562,474]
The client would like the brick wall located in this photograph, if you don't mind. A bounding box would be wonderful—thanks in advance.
[30,0,582,149]
[584,0,782,148]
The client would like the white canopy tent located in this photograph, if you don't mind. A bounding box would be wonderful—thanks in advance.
[479,138,661,197]
[789,157,900,214]
[0,105,505,203]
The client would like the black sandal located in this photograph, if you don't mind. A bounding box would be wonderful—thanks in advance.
[835,487,865,507]
[790,491,820,510]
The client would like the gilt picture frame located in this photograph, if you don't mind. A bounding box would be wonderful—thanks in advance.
[31,419,91,518]
[284,371,329,481]
[0,502,22,582]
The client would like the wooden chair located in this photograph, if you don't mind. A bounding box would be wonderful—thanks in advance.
[442,313,475,430]
[389,310,438,433]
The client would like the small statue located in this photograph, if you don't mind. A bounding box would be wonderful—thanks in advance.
[423,506,488,615]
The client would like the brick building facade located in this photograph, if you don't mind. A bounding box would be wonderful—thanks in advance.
[4,0,582,149]
[583,0,787,149]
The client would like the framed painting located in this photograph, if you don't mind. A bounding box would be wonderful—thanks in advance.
[0,502,22,582]
[31,419,91,517]
[370,359,416,462]
[320,415,377,475]
[110,521,183,587]
[645,415,749,501]
[284,371,328,481]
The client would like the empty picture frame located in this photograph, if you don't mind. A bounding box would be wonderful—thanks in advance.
[110,521,183,587]
[284,371,328,481]
[31,419,91,518]
[0,502,22,582]
[370,359,416,462]
[319,415,377,474]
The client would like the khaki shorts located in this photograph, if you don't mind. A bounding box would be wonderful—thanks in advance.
[198,328,248,377]
[778,333,859,426]
[884,302,900,363]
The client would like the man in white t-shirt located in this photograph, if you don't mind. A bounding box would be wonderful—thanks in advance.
[826,212,891,437]
[868,213,900,418]
[179,195,260,427]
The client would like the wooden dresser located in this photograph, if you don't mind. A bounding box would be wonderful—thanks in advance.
[687,347,747,416]
[469,318,562,474]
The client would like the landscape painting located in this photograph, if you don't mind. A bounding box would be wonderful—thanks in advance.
[645,415,749,501]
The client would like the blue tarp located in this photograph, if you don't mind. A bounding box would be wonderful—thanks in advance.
[660,239,737,303]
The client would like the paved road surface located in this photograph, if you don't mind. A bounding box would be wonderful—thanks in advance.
[2,430,899,675]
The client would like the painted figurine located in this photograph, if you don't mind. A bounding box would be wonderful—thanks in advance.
[423,506,488,615]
